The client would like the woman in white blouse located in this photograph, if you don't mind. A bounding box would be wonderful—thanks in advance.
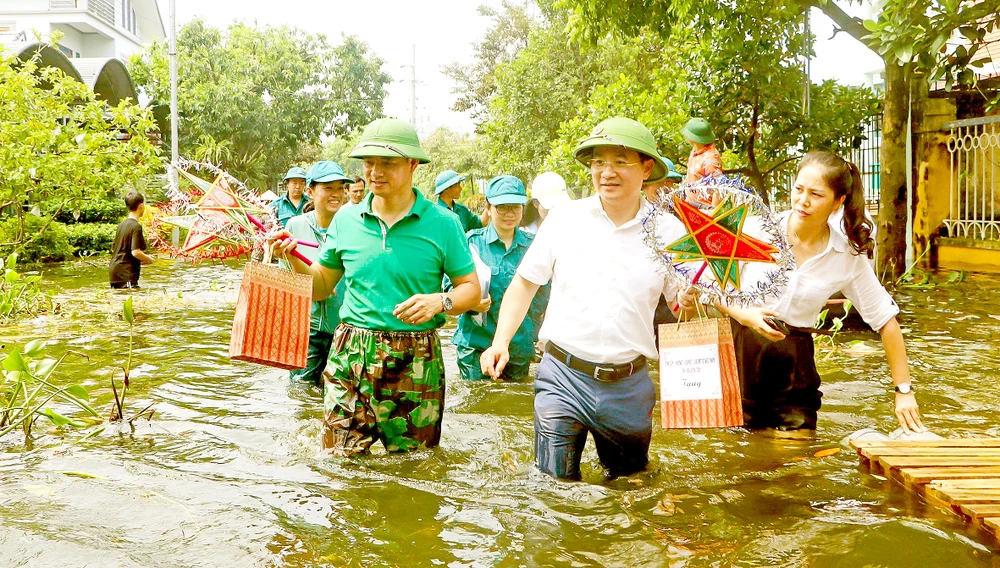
[709,151,925,436]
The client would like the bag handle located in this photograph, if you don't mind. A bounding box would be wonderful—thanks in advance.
[262,241,274,265]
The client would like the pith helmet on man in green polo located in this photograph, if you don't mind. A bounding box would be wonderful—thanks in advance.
[573,117,667,182]
[681,118,716,145]
[282,166,307,182]
[348,118,431,164]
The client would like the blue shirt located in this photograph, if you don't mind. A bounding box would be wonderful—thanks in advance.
[271,194,310,228]
[281,212,344,334]
[451,225,549,364]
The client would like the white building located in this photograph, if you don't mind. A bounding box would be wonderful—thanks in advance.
[1,0,164,106]
[1,0,164,59]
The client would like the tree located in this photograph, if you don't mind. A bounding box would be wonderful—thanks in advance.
[129,19,391,189]
[412,127,490,196]
[457,1,877,202]
[558,0,1000,279]
[0,47,159,251]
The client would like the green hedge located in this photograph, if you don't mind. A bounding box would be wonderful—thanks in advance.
[42,198,127,225]
[0,216,75,263]
[65,223,118,256]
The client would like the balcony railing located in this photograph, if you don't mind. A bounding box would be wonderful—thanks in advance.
[48,0,115,28]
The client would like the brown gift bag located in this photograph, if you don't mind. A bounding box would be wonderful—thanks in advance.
[657,316,743,429]
[229,247,312,370]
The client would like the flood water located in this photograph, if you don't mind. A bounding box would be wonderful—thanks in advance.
[2,259,999,567]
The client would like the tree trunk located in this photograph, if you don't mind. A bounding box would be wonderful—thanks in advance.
[745,100,770,206]
[876,62,911,281]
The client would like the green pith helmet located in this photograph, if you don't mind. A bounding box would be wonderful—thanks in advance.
[681,118,716,145]
[282,166,307,182]
[572,117,666,182]
[348,118,430,164]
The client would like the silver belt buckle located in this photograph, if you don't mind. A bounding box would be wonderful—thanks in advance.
[593,365,615,381]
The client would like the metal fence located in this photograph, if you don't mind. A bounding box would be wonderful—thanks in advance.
[775,113,882,211]
[942,115,1000,241]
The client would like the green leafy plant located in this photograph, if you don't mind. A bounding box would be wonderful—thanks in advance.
[0,215,75,263]
[0,340,100,439]
[64,223,118,257]
[106,296,154,428]
[0,253,51,322]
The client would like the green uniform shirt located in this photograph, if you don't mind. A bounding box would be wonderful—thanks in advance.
[282,212,344,334]
[437,199,483,233]
[271,194,310,228]
[319,188,475,331]
[451,225,550,364]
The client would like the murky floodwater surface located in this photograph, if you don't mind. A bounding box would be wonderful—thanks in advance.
[1,259,999,567]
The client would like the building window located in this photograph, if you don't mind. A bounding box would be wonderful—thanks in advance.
[121,0,136,34]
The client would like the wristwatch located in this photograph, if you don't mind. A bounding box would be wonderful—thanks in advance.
[440,294,453,313]
[894,383,913,394]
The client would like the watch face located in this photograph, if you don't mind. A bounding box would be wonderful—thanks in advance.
[896,384,911,394]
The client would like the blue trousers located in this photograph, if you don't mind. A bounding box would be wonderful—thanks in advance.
[533,353,656,480]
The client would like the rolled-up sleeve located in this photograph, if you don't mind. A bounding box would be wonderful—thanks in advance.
[842,256,899,331]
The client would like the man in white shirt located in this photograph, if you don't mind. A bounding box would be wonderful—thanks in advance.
[481,117,691,481]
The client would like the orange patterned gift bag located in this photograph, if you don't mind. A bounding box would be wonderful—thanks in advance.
[657,316,743,429]
[229,247,311,370]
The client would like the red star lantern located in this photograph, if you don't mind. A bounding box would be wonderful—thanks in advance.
[665,196,779,290]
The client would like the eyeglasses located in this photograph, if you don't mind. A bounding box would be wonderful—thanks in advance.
[588,159,643,171]
[494,204,522,215]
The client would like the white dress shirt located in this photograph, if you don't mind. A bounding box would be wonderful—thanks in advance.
[517,195,686,363]
[754,210,898,330]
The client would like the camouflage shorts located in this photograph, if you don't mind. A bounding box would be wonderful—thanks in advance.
[322,323,445,456]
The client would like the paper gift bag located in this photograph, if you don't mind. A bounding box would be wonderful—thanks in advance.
[657,317,742,428]
[229,260,312,370]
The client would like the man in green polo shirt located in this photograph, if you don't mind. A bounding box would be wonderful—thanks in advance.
[272,118,480,456]
[272,166,310,228]
[433,170,487,232]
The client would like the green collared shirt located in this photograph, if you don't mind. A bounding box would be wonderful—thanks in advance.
[271,194,310,228]
[282,211,344,334]
[450,225,549,363]
[436,199,483,233]
[319,188,475,331]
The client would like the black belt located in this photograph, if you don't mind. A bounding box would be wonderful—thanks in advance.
[544,343,646,382]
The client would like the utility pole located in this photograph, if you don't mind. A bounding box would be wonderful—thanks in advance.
[802,7,811,117]
[410,43,417,128]
[169,0,179,246]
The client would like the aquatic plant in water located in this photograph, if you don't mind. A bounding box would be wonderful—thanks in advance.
[0,340,100,440]
[0,253,51,323]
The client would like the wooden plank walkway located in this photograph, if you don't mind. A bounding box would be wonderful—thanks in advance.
[851,438,1000,542]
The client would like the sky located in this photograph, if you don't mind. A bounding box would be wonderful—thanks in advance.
[157,1,885,136]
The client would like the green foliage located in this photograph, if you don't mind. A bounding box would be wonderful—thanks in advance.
[0,215,75,263]
[0,253,50,322]
[0,44,160,248]
[64,223,117,256]
[44,197,126,224]
[546,0,881,201]
[129,20,392,189]
[412,128,491,196]
[857,0,1000,109]
[0,341,100,439]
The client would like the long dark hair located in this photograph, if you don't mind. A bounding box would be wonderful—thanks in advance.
[797,151,874,259]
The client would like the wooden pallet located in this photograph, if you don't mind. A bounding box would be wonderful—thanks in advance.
[851,438,1000,542]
